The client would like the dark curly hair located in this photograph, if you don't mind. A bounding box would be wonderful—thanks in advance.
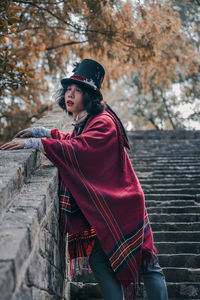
[56,62,105,116]
[55,83,105,116]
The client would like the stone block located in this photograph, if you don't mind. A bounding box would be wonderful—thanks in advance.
[0,228,30,277]
[2,205,39,250]
[27,253,49,291]
[27,253,64,297]
[53,240,62,270]
[43,208,60,242]
[38,227,62,270]
[0,151,37,213]
[47,263,65,296]
[0,260,15,300]
[63,280,70,300]
[13,192,47,225]
[32,286,60,300]
[14,282,32,300]
[28,165,59,210]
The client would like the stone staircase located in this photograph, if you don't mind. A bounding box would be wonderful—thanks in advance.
[71,130,200,300]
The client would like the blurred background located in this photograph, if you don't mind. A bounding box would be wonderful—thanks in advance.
[0,0,200,144]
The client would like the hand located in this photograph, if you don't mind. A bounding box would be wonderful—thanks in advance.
[13,129,32,139]
[0,140,25,150]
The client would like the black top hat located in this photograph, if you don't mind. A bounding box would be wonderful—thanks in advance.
[61,59,105,100]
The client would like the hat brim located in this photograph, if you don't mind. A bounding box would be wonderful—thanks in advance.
[61,78,103,100]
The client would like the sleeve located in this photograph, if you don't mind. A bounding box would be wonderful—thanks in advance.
[50,128,72,140]
[41,116,118,171]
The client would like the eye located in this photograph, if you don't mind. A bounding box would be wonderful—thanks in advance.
[66,86,71,91]
[76,87,82,93]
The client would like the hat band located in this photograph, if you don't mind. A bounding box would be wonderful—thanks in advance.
[70,75,98,90]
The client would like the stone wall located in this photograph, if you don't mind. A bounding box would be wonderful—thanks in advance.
[0,106,73,300]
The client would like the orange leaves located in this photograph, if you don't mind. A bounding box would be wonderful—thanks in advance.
[0,1,21,44]
[0,0,199,117]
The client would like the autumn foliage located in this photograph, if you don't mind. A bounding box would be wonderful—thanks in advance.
[0,0,199,143]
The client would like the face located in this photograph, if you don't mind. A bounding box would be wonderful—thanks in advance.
[64,84,84,118]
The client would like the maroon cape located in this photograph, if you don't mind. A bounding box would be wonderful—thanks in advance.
[41,110,156,299]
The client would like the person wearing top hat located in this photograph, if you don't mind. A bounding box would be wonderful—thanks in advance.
[0,59,168,300]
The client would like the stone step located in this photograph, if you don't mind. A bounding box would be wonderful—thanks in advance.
[71,252,200,283]
[143,188,200,195]
[140,177,200,184]
[153,231,200,242]
[137,173,200,179]
[71,281,200,299]
[163,267,200,283]
[70,282,102,300]
[139,178,200,184]
[145,194,196,200]
[132,161,200,166]
[142,183,200,189]
[133,166,200,171]
[145,200,197,207]
[130,150,200,155]
[147,206,200,214]
[158,254,200,268]
[129,154,200,159]
[155,241,200,254]
[131,152,200,157]
[149,213,200,222]
[137,170,200,175]
[166,282,200,300]
[147,189,200,196]
[151,222,200,231]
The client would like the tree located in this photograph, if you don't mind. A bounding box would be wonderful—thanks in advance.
[0,0,199,142]
[105,0,200,130]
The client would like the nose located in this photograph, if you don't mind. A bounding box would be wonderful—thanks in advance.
[68,88,74,98]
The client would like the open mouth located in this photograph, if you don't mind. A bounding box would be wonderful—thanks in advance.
[67,100,74,106]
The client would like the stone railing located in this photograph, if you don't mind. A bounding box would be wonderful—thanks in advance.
[0,105,73,300]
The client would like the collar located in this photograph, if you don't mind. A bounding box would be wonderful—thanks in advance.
[72,110,89,126]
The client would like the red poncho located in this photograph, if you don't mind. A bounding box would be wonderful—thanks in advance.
[41,110,156,300]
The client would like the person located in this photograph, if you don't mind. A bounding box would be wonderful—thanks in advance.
[0,59,168,300]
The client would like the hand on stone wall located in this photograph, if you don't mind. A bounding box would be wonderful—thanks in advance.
[0,138,44,152]
[0,140,25,150]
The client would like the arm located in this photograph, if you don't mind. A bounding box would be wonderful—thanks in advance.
[40,115,118,170]
[14,127,72,140]
[51,128,72,140]
[14,127,52,138]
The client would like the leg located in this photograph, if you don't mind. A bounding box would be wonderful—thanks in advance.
[88,237,124,300]
[141,255,168,300]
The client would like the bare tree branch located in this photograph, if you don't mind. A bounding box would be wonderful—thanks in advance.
[13,0,79,29]
[13,0,116,37]
[46,40,88,50]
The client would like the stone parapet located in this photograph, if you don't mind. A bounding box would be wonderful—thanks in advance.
[0,105,73,300]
